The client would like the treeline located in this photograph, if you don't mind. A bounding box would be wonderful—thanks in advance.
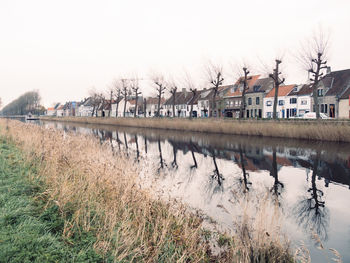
[0,91,45,116]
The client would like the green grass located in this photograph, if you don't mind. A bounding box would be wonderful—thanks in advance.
[0,138,103,263]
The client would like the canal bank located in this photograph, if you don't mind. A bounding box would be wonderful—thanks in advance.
[0,136,102,262]
[0,119,299,262]
[40,116,350,143]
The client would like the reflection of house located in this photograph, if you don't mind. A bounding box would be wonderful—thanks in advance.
[316,68,350,118]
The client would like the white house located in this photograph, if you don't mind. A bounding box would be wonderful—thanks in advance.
[145,97,165,117]
[78,98,94,117]
[295,84,313,116]
[263,85,296,118]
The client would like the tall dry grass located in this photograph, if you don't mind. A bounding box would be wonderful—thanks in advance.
[41,116,350,143]
[0,119,297,262]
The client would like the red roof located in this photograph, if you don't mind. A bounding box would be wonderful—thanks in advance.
[265,84,296,98]
[225,75,260,97]
[47,107,55,111]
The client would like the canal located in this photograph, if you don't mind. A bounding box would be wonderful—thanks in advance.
[35,120,350,262]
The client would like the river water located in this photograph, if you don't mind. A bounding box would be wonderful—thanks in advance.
[34,120,350,262]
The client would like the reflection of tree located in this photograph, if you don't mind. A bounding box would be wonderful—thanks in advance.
[238,145,251,192]
[144,136,148,154]
[270,147,284,199]
[189,142,198,170]
[123,132,128,156]
[157,138,166,172]
[294,151,329,241]
[134,134,139,161]
[211,154,224,186]
[171,143,178,169]
[115,132,122,151]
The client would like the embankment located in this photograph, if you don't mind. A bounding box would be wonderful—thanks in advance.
[41,116,350,143]
[0,119,298,262]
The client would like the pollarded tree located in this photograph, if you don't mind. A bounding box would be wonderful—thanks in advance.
[205,62,224,117]
[130,78,141,118]
[299,29,329,119]
[168,81,177,118]
[152,75,166,117]
[239,67,251,119]
[269,59,285,120]
[121,79,129,117]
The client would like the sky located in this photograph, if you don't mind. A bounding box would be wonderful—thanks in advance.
[1,0,350,108]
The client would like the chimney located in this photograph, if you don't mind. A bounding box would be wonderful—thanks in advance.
[326,66,331,75]
[182,88,187,96]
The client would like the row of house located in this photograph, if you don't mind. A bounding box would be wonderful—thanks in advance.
[47,68,350,119]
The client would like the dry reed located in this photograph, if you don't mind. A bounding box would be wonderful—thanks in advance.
[41,116,350,143]
[0,119,297,262]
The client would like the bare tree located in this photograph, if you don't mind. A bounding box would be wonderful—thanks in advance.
[168,82,177,118]
[298,29,329,119]
[239,67,251,119]
[110,79,122,117]
[269,60,285,120]
[184,72,197,119]
[130,78,141,118]
[152,75,166,117]
[88,89,101,117]
[143,98,147,118]
[121,79,129,117]
[205,62,224,117]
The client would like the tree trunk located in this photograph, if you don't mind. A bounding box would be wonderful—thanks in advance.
[143,98,147,118]
[134,93,138,118]
[172,94,176,118]
[239,91,246,119]
[273,83,279,119]
[123,98,127,117]
[157,94,161,117]
[115,102,119,117]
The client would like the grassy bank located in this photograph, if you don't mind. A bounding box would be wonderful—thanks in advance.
[0,119,298,262]
[40,116,350,143]
[0,137,102,262]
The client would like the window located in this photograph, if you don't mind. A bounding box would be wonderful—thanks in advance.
[278,100,284,106]
[301,100,307,105]
[267,112,272,118]
[290,98,297,104]
[256,97,260,105]
[266,101,272,106]
[248,98,252,105]
[318,89,323,97]
[253,85,261,92]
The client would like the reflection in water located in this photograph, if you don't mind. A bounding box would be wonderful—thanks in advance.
[38,121,350,261]
[135,135,140,162]
[123,132,128,156]
[190,142,198,170]
[270,147,284,202]
[171,143,178,170]
[294,150,329,242]
[157,138,166,172]
[238,145,251,193]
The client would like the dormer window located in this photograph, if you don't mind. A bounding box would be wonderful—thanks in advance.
[317,89,323,97]
[253,85,261,92]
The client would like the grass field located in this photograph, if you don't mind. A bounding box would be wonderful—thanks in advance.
[40,116,350,143]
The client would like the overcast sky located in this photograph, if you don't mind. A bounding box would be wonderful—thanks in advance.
[1,0,349,107]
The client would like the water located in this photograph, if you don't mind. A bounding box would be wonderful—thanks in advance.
[35,120,350,261]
